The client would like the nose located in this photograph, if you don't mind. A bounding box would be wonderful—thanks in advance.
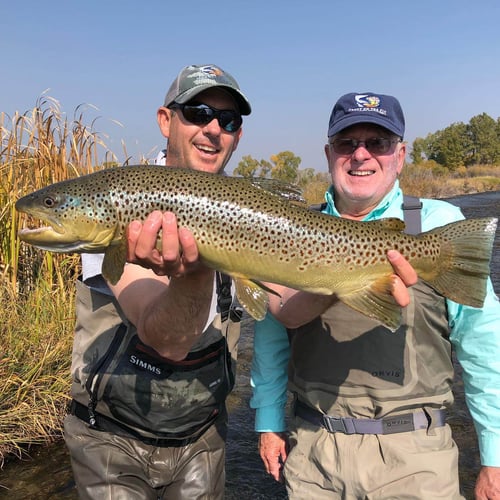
[202,117,222,136]
[351,141,372,161]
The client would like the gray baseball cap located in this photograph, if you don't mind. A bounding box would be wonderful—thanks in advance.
[164,64,251,115]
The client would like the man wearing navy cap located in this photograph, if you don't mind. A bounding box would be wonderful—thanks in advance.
[251,92,500,498]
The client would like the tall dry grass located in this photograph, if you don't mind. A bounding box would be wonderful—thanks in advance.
[400,161,500,198]
[0,95,119,463]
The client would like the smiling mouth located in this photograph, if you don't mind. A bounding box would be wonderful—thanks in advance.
[196,144,219,154]
[349,170,374,176]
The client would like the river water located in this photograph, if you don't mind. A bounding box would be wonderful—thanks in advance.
[1,191,498,500]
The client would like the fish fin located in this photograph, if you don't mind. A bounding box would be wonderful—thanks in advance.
[419,217,497,308]
[339,276,402,332]
[102,242,127,285]
[247,177,306,205]
[234,278,274,320]
[368,218,406,232]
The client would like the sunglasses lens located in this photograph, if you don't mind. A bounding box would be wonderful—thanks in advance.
[332,139,356,155]
[182,105,214,126]
[218,111,242,132]
[331,138,394,155]
[365,138,390,154]
[176,104,242,132]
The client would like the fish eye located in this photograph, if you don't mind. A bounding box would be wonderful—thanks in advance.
[43,196,56,208]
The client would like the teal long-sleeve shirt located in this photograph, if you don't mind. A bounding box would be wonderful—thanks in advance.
[250,182,500,466]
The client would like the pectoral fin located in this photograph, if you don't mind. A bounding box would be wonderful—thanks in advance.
[102,241,127,285]
[234,278,280,321]
[338,275,402,332]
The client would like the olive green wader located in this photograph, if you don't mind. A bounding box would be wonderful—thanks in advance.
[283,199,463,499]
[283,281,463,499]
[65,274,241,500]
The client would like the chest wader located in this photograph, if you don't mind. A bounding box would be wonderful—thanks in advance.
[290,196,453,430]
[70,272,242,446]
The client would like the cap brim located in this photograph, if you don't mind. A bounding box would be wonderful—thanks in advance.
[174,84,251,115]
[329,114,403,138]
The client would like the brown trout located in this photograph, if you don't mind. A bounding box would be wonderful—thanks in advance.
[15,165,497,331]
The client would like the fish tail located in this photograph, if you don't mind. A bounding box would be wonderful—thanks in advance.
[419,217,497,308]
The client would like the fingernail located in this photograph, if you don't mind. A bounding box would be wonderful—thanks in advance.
[128,220,141,233]
[164,212,175,224]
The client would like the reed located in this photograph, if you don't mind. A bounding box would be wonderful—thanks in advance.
[0,95,117,463]
[399,161,500,198]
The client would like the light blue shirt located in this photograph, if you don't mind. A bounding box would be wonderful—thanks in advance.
[250,181,500,466]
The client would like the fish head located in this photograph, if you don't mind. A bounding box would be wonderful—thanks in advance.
[15,180,119,253]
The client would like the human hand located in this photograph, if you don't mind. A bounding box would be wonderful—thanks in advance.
[126,211,201,278]
[475,466,500,500]
[258,432,289,482]
[387,250,418,307]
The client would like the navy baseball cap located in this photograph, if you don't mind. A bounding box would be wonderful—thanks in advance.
[164,64,251,115]
[328,92,405,138]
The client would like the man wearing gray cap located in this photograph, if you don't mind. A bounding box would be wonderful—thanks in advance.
[251,92,500,499]
[64,64,251,499]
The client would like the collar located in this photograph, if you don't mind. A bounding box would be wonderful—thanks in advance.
[324,180,403,220]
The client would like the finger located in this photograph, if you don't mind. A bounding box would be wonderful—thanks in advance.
[391,276,410,307]
[161,212,181,264]
[387,250,418,286]
[125,220,143,261]
[269,466,281,482]
[178,227,199,265]
[132,211,164,262]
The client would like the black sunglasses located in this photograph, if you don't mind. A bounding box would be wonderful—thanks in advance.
[169,103,242,133]
[329,137,401,156]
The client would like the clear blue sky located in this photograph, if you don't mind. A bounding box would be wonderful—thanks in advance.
[2,0,500,173]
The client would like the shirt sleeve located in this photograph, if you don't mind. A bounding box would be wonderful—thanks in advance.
[250,312,290,432]
[421,199,500,466]
[448,285,500,466]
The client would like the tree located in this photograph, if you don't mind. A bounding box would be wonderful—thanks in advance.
[412,112,500,170]
[467,113,500,165]
[435,122,469,170]
[414,124,469,170]
[234,155,260,177]
[409,137,427,164]
[296,167,316,188]
[269,151,301,183]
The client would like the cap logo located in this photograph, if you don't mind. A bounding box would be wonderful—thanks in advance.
[355,94,381,109]
[347,94,387,116]
[187,65,231,88]
[199,65,223,77]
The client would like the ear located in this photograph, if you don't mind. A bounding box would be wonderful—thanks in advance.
[396,142,406,174]
[231,128,243,152]
[157,107,173,138]
[324,143,331,162]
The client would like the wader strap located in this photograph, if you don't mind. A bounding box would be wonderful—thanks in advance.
[216,272,233,322]
[295,400,446,435]
[402,195,423,235]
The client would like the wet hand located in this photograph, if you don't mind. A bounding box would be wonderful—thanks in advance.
[126,211,201,277]
[475,466,500,500]
[258,432,289,482]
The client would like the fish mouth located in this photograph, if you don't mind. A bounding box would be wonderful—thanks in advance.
[17,212,87,252]
[18,224,86,252]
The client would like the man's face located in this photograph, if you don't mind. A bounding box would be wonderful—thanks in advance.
[158,88,242,174]
[324,124,406,218]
